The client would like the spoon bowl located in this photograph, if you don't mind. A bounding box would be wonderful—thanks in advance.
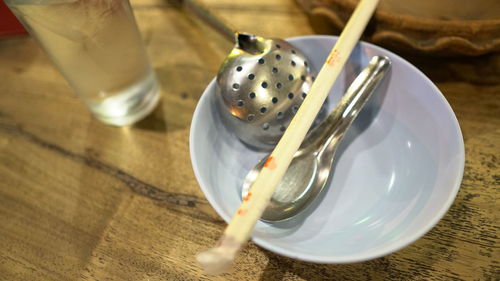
[242,56,391,222]
[242,152,319,221]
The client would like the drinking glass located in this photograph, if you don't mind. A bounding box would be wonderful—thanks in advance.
[5,0,161,126]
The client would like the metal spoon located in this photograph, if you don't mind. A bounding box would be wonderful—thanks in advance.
[182,0,315,150]
[241,56,391,222]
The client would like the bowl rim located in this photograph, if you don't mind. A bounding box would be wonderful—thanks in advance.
[189,35,465,263]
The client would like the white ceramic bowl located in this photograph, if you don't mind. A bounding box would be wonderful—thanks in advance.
[190,36,464,263]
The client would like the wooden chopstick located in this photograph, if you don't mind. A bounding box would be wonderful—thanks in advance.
[197,0,380,274]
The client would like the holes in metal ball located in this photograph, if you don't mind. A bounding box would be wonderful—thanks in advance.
[258,58,265,64]
[291,61,296,67]
[261,81,268,88]
[302,92,307,99]
[300,75,306,81]
[262,123,270,130]
[280,125,286,132]
[275,54,281,60]
[292,105,299,113]
[249,92,256,99]
[288,74,294,81]
[276,82,282,89]
[260,107,267,114]
[288,93,294,99]
[272,97,278,104]
[232,83,240,89]
[237,100,244,107]
[236,66,243,72]
[291,50,296,54]
[304,61,308,67]
[247,114,255,121]
[272,67,278,74]
[276,112,284,119]
[248,74,255,80]
[276,44,281,49]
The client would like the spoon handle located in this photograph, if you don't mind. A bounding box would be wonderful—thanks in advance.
[182,0,237,42]
[309,56,391,154]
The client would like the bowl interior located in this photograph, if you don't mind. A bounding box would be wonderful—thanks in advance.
[190,36,464,263]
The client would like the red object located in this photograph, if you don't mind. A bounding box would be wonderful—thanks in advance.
[0,1,26,37]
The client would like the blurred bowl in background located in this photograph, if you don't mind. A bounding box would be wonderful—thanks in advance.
[296,0,500,56]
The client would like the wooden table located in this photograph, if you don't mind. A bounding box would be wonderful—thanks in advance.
[0,0,498,280]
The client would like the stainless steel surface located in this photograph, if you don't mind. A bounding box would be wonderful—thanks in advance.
[183,0,314,150]
[217,35,314,150]
[242,56,392,222]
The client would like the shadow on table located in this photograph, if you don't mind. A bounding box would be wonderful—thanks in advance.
[257,187,478,281]
[257,247,411,280]
[134,100,168,132]
[258,249,388,281]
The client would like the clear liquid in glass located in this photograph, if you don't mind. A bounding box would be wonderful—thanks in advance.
[5,0,160,126]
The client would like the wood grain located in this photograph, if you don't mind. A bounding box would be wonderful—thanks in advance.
[0,0,498,280]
